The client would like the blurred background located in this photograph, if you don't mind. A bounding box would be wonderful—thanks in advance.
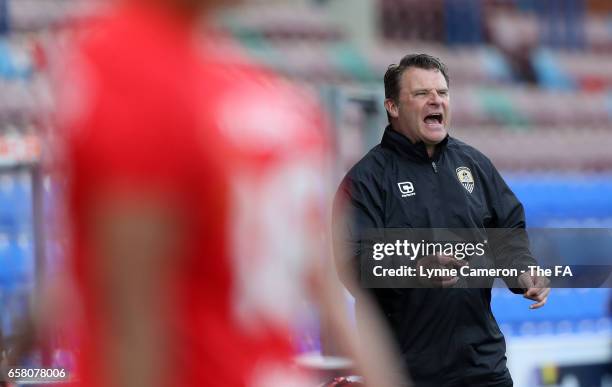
[0,0,610,386]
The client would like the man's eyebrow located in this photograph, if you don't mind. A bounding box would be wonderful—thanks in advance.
[411,88,449,93]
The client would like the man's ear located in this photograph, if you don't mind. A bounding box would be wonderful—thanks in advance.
[384,99,399,119]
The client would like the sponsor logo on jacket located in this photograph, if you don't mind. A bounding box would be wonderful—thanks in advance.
[397,181,415,197]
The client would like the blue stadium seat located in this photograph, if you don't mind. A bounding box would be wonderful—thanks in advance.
[0,234,33,290]
[505,173,612,226]
[492,288,610,336]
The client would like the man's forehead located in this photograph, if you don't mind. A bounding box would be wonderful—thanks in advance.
[400,68,448,90]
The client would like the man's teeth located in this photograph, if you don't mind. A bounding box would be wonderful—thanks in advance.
[425,114,442,124]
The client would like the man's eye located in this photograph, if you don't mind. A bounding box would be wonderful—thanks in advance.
[439,91,448,96]
[415,92,426,96]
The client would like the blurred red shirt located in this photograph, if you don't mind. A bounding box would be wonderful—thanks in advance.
[57,3,328,386]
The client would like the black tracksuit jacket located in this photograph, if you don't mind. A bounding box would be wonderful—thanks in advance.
[332,127,537,387]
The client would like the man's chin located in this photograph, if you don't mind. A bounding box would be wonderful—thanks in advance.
[422,131,447,145]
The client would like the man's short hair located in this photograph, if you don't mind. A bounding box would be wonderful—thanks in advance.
[384,54,449,102]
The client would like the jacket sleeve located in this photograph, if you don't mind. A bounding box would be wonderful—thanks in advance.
[332,174,385,295]
[486,163,537,293]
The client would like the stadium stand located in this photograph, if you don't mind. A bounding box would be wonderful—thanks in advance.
[0,0,610,385]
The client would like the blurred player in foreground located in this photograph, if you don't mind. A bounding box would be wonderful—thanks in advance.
[51,0,404,386]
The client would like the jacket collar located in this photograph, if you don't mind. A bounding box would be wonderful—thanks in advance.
[381,125,449,162]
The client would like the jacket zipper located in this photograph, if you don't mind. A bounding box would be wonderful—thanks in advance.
[432,161,438,173]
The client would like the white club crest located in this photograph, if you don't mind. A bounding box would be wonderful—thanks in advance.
[456,167,474,193]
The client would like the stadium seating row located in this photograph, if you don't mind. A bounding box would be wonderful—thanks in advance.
[507,174,612,224]
[5,0,97,32]
[222,2,612,90]
[453,128,612,170]
[450,86,612,128]
[492,287,610,337]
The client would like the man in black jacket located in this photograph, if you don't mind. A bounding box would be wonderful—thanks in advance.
[332,54,550,386]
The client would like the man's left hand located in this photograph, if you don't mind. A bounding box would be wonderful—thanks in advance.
[518,272,551,309]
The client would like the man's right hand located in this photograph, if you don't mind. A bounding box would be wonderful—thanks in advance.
[517,272,551,309]
[416,255,467,288]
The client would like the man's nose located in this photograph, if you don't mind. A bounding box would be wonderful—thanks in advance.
[428,92,443,105]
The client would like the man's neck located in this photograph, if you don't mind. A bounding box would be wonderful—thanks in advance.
[390,125,437,158]
[425,144,435,158]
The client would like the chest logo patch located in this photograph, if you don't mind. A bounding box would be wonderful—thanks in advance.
[456,167,474,193]
[397,181,415,198]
